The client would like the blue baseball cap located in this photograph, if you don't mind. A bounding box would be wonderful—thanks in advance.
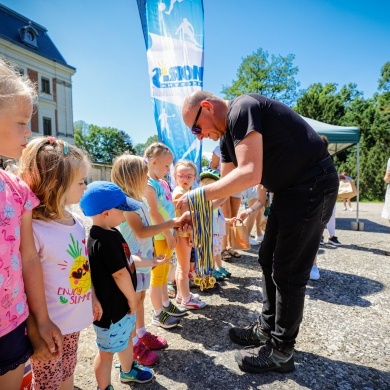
[80,181,142,217]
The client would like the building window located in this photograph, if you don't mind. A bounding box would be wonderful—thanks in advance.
[41,77,51,94]
[43,117,52,136]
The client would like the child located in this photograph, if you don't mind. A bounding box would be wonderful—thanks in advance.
[80,181,154,389]
[143,143,187,328]
[111,154,185,365]
[199,169,232,281]
[172,160,205,309]
[19,136,99,389]
[0,58,62,390]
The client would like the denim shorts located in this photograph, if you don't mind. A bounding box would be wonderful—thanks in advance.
[0,321,33,375]
[94,314,135,353]
[136,272,151,292]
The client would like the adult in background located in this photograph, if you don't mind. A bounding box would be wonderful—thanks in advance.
[340,171,355,211]
[210,145,242,259]
[381,157,390,256]
[179,91,339,373]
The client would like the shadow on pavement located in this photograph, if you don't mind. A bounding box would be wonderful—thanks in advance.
[307,269,383,307]
[337,217,390,233]
[124,348,390,390]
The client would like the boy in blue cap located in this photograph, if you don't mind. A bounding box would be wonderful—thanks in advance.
[80,181,154,389]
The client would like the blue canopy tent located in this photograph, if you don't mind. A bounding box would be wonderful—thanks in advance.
[301,116,362,229]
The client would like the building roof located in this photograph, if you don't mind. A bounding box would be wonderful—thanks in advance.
[0,4,75,71]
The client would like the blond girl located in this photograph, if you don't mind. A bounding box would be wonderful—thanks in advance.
[143,143,187,328]
[0,58,62,390]
[19,136,100,390]
[172,160,205,309]
[111,153,185,365]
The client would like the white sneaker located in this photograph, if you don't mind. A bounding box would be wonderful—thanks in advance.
[181,295,206,310]
[255,234,264,242]
[176,292,200,305]
[310,265,320,280]
[343,207,347,211]
[249,237,259,246]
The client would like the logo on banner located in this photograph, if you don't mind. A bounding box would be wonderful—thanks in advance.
[152,64,203,88]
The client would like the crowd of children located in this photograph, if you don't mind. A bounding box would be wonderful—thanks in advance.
[0,55,288,390]
[0,58,264,390]
[0,52,346,389]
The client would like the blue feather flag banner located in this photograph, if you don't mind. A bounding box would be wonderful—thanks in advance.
[137,0,204,170]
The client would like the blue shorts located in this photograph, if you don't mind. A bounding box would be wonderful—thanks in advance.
[0,321,33,375]
[93,314,135,353]
[136,272,151,292]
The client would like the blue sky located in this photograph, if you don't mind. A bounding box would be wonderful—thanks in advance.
[2,0,389,155]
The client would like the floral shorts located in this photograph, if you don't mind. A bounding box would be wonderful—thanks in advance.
[31,332,79,390]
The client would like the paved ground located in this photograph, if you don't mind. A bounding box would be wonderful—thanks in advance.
[74,202,390,389]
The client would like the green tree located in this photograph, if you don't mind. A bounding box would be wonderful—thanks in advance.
[221,48,300,105]
[134,135,159,157]
[201,155,210,169]
[294,83,362,125]
[74,123,135,163]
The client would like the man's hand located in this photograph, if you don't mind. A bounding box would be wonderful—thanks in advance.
[176,192,190,209]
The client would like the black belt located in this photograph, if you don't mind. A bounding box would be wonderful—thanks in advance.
[295,155,334,184]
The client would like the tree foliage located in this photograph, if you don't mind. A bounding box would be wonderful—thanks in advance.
[74,123,135,163]
[221,48,301,106]
[295,75,390,200]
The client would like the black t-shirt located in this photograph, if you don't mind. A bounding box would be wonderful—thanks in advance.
[220,94,328,193]
[88,226,137,328]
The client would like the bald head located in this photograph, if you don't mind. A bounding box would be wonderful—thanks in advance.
[181,90,228,141]
[183,91,220,110]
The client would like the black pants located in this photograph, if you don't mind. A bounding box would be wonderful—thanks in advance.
[258,167,339,350]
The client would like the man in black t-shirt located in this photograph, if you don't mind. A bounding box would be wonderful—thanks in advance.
[180,91,339,374]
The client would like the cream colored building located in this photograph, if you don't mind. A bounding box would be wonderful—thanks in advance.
[0,4,76,142]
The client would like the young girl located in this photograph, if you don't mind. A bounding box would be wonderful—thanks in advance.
[172,160,205,309]
[143,143,187,328]
[111,153,185,366]
[0,58,62,390]
[19,136,100,389]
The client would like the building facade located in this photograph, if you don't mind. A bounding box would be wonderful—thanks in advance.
[0,4,76,141]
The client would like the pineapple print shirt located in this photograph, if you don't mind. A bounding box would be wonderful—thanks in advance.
[32,212,93,335]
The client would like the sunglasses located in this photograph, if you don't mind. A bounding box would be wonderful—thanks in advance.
[191,106,202,135]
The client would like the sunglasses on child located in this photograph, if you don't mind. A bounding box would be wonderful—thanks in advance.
[191,106,202,135]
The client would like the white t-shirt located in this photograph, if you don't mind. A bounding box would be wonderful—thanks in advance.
[33,212,93,335]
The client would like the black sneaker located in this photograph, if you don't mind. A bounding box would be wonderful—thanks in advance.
[235,343,295,373]
[228,321,270,346]
[152,310,180,329]
[163,301,187,317]
[328,236,342,246]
